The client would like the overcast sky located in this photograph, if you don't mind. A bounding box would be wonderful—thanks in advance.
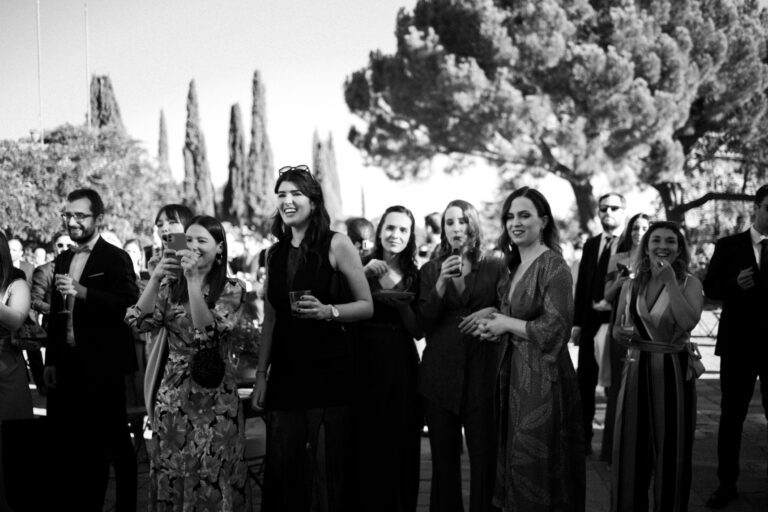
[0,0,579,224]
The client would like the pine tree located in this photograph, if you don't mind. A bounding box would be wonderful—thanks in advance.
[182,80,215,216]
[345,0,768,229]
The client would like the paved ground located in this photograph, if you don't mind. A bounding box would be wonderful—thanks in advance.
[85,311,765,510]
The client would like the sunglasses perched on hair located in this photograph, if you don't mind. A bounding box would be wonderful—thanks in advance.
[278,165,315,180]
[598,205,623,213]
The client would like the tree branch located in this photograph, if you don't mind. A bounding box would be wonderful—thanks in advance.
[671,191,755,216]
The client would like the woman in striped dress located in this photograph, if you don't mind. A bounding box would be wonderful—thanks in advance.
[610,221,704,511]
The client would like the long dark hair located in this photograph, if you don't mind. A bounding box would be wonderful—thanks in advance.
[434,199,483,264]
[0,233,13,292]
[633,221,690,289]
[171,215,228,307]
[269,167,331,265]
[616,213,651,253]
[371,205,418,285]
[497,187,561,269]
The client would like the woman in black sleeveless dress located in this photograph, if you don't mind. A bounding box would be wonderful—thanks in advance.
[251,165,373,511]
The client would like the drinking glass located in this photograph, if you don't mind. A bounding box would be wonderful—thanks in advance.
[289,290,312,317]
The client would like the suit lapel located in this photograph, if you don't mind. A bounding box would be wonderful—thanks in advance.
[79,237,104,284]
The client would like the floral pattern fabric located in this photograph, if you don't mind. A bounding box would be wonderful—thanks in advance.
[126,278,248,512]
[493,251,585,511]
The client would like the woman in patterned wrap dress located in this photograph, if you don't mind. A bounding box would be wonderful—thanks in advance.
[473,187,585,511]
[127,215,248,511]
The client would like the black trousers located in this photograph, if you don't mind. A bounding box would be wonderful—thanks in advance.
[263,406,352,512]
[716,351,768,488]
[577,322,600,446]
[422,397,498,512]
[46,349,136,512]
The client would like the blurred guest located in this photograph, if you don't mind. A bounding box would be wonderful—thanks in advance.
[473,187,585,511]
[127,215,249,510]
[0,232,34,511]
[251,165,373,512]
[346,216,376,261]
[147,204,194,275]
[600,213,650,463]
[44,188,139,511]
[572,193,626,455]
[417,199,506,512]
[33,246,48,267]
[418,211,442,263]
[8,238,33,286]
[354,205,423,511]
[123,238,149,282]
[611,221,703,511]
[703,184,768,509]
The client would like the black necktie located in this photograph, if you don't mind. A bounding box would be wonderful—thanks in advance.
[760,239,768,285]
[593,236,613,301]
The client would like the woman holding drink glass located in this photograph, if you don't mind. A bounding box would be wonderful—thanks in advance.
[610,221,703,512]
[126,215,249,510]
[250,165,372,511]
[416,199,507,512]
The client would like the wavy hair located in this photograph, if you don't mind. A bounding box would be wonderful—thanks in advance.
[269,167,331,267]
[616,213,651,253]
[370,205,418,285]
[633,221,690,288]
[434,200,483,264]
[497,187,561,269]
[170,215,228,307]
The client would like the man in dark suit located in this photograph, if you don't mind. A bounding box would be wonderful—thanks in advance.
[43,188,139,512]
[571,192,626,455]
[703,184,768,509]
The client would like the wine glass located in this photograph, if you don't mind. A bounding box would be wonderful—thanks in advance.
[619,313,636,363]
[55,273,71,314]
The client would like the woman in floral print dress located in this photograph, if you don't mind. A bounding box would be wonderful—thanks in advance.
[127,215,248,511]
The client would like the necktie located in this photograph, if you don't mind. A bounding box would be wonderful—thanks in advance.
[760,239,768,285]
[593,236,613,301]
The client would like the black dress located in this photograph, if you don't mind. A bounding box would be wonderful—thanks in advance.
[353,272,421,512]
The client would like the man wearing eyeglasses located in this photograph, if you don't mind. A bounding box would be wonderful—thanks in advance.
[571,192,626,456]
[43,188,139,512]
[703,184,768,509]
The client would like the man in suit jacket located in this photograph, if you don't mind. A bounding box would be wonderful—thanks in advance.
[703,184,768,509]
[43,188,139,512]
[571,192,626,455]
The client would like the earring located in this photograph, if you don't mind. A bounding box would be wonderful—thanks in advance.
[215,253,223,264]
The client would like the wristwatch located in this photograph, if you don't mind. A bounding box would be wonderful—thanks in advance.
[326,304,340,321]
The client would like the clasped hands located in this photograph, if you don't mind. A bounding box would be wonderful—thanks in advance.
[458,307,505,341]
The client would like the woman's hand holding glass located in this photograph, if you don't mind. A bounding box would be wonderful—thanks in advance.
[292,293,329,321]
[439,255,463,281]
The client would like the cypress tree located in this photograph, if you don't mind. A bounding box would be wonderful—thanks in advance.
[313,130,343,222]
[90,75,124,133]
[246,70,276,232]
[158,109,171,178]
[182,80,215,216]
[223,103,247,224]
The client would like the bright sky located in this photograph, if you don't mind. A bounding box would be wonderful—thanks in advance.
[0,0,588,227]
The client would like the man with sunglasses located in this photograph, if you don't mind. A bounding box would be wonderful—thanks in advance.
[703,184,768,508]
[571,192,626,456]
[27,231,75,395]
[43,188,139,511]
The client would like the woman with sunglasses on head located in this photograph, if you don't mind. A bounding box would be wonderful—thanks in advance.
[353,205,423,512]
[610,221,703,512]
[417,199,507,512]
[599,213,651,464]
[471,187,585,511]
[0,232,34,510]
[250,165,373,512]
[126,215,249,511]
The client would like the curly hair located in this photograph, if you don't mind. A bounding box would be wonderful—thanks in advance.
[633,221,691,288]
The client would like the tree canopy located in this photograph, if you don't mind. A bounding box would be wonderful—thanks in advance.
[0,124,179,243]
[345,0,768,230]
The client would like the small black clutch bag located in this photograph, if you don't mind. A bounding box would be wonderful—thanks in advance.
[190,347,225,389]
